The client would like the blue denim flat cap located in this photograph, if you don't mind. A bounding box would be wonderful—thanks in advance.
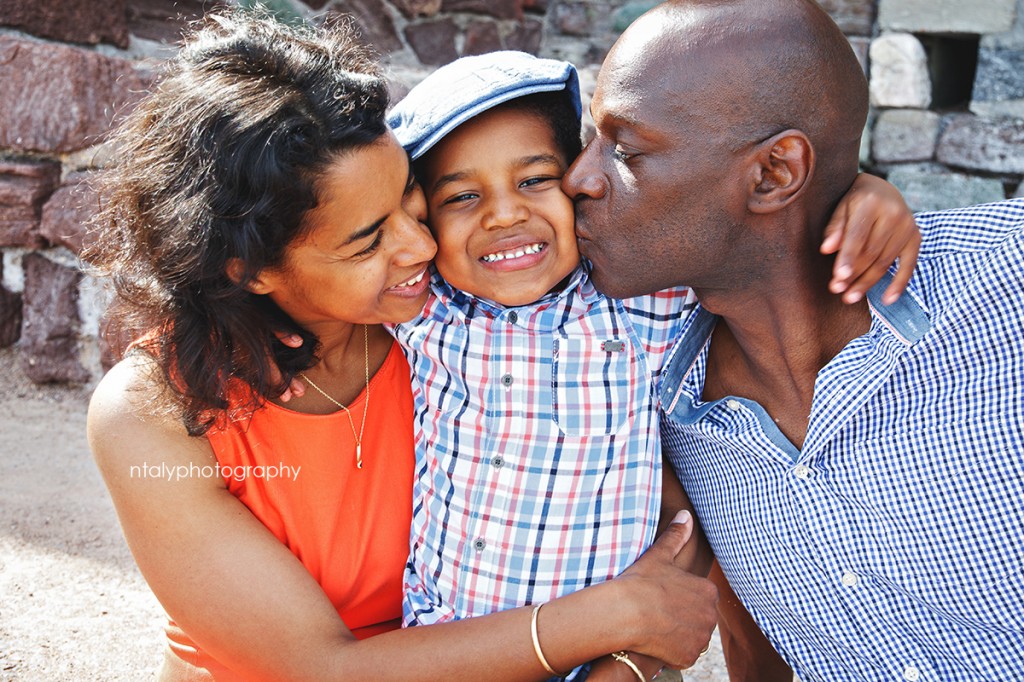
[388,50,581,160]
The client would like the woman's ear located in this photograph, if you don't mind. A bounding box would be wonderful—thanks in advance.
[746,130,814,214]
[226,257,273,294]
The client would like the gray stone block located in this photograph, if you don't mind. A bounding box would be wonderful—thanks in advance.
[937,114,1024,174]
[879,0,1016,35]
[871,109,941,163]
[819,0,877,36]
[869,34,931,109]
[887,166,1006,212]
[970,46,1024,117]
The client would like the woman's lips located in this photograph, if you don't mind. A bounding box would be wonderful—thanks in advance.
[387,268,429,297]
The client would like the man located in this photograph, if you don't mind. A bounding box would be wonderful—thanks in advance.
[563,1,1024,681]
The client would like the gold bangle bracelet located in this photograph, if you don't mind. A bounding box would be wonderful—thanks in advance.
[611,651,646,682]
[530,603,561,676]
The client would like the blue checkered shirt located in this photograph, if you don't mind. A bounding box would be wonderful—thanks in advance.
[393,267,695,655]
[660,200,1024,681]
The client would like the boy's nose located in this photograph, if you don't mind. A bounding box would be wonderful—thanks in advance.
[482,193,529,230]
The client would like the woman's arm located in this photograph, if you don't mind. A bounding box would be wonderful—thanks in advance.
[89,357,719,682]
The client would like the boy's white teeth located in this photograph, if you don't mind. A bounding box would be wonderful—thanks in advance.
[482,243,543,263]
[396,271,425,287]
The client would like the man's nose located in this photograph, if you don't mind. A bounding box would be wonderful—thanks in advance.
[563,144,607,200]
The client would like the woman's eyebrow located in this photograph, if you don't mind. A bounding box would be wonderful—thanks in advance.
[337,216,386,250]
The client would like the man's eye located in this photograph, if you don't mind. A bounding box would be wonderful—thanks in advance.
[613,145,637,162]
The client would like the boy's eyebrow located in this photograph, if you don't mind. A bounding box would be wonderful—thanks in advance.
[430,154,564,195]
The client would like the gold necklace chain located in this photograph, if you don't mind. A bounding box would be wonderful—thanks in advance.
[299,324,369,470]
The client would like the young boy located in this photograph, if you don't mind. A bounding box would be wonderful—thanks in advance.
[385,51,917,679]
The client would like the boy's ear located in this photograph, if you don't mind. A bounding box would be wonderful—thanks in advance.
[226,257,273,294]
[746,130,814,214]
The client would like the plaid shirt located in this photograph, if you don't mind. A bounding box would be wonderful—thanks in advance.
[660,200,1024,682]
[393,266,696,636]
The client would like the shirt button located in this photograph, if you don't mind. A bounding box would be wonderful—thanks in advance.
[841,571,859,587]
[508,311,518,324]
[726,399,741,411]
[903,666,920,681]
[793,464,811,479]
[491,455,504,469]
[473,538,486,552]
[501,373,513,387]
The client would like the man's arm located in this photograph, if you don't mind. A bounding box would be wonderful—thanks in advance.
[710,561,792,682]
[664,462,792,682]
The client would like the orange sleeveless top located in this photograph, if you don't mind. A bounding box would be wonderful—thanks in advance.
[162,341,415,681]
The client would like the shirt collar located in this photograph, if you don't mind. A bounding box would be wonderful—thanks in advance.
[660,270,931,413]
[430,263,599,320]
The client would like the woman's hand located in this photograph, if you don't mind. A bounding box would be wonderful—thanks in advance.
[606,510,719,670]
[821,173,921,305]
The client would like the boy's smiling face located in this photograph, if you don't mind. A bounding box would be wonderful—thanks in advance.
[418,105,580,307]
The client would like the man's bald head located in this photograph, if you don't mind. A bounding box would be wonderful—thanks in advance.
[563,0,870,298]
[608,0,867,198]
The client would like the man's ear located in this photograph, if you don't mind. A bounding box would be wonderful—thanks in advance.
[746,130,814,214]
[226,257,274,294]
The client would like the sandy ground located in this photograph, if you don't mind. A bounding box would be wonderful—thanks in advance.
[0,346,728,681]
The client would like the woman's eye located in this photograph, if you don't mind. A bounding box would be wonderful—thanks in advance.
[353,231,383,257]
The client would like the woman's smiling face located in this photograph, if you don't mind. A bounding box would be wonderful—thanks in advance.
[254,134,438,327]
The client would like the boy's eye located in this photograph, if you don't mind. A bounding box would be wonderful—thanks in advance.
[442,192,478,206]
[519,176,559,189]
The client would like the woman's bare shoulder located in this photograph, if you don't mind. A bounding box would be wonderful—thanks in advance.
[87,354,202,473]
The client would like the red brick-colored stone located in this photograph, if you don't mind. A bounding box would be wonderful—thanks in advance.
[522,0,547,13]
[125,0,206,44]
[326,0,404,54]
[393,0,442,18]
[40,173,101,255]
[0,0,129,47]
[463,20,503,56]
[554,3,590,35]
[441,0,521,20]
[0,160,61,248]
[21,254,90,384]
[505,18,543,55]
[0,258,21,348]
[405,18,459,65]
[0,37,153,154]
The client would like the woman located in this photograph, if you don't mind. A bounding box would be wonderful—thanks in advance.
[86,11,717,681]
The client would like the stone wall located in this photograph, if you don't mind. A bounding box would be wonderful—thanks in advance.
[2,0,1022,384]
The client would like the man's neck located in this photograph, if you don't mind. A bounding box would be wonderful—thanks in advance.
[698,263,871,449]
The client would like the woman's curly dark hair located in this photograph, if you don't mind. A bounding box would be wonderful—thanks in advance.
[85,9,390,435]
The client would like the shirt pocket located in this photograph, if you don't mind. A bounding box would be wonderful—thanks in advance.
[551,336,637,436]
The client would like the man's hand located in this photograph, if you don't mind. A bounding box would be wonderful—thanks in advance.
[821,173,921,305]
